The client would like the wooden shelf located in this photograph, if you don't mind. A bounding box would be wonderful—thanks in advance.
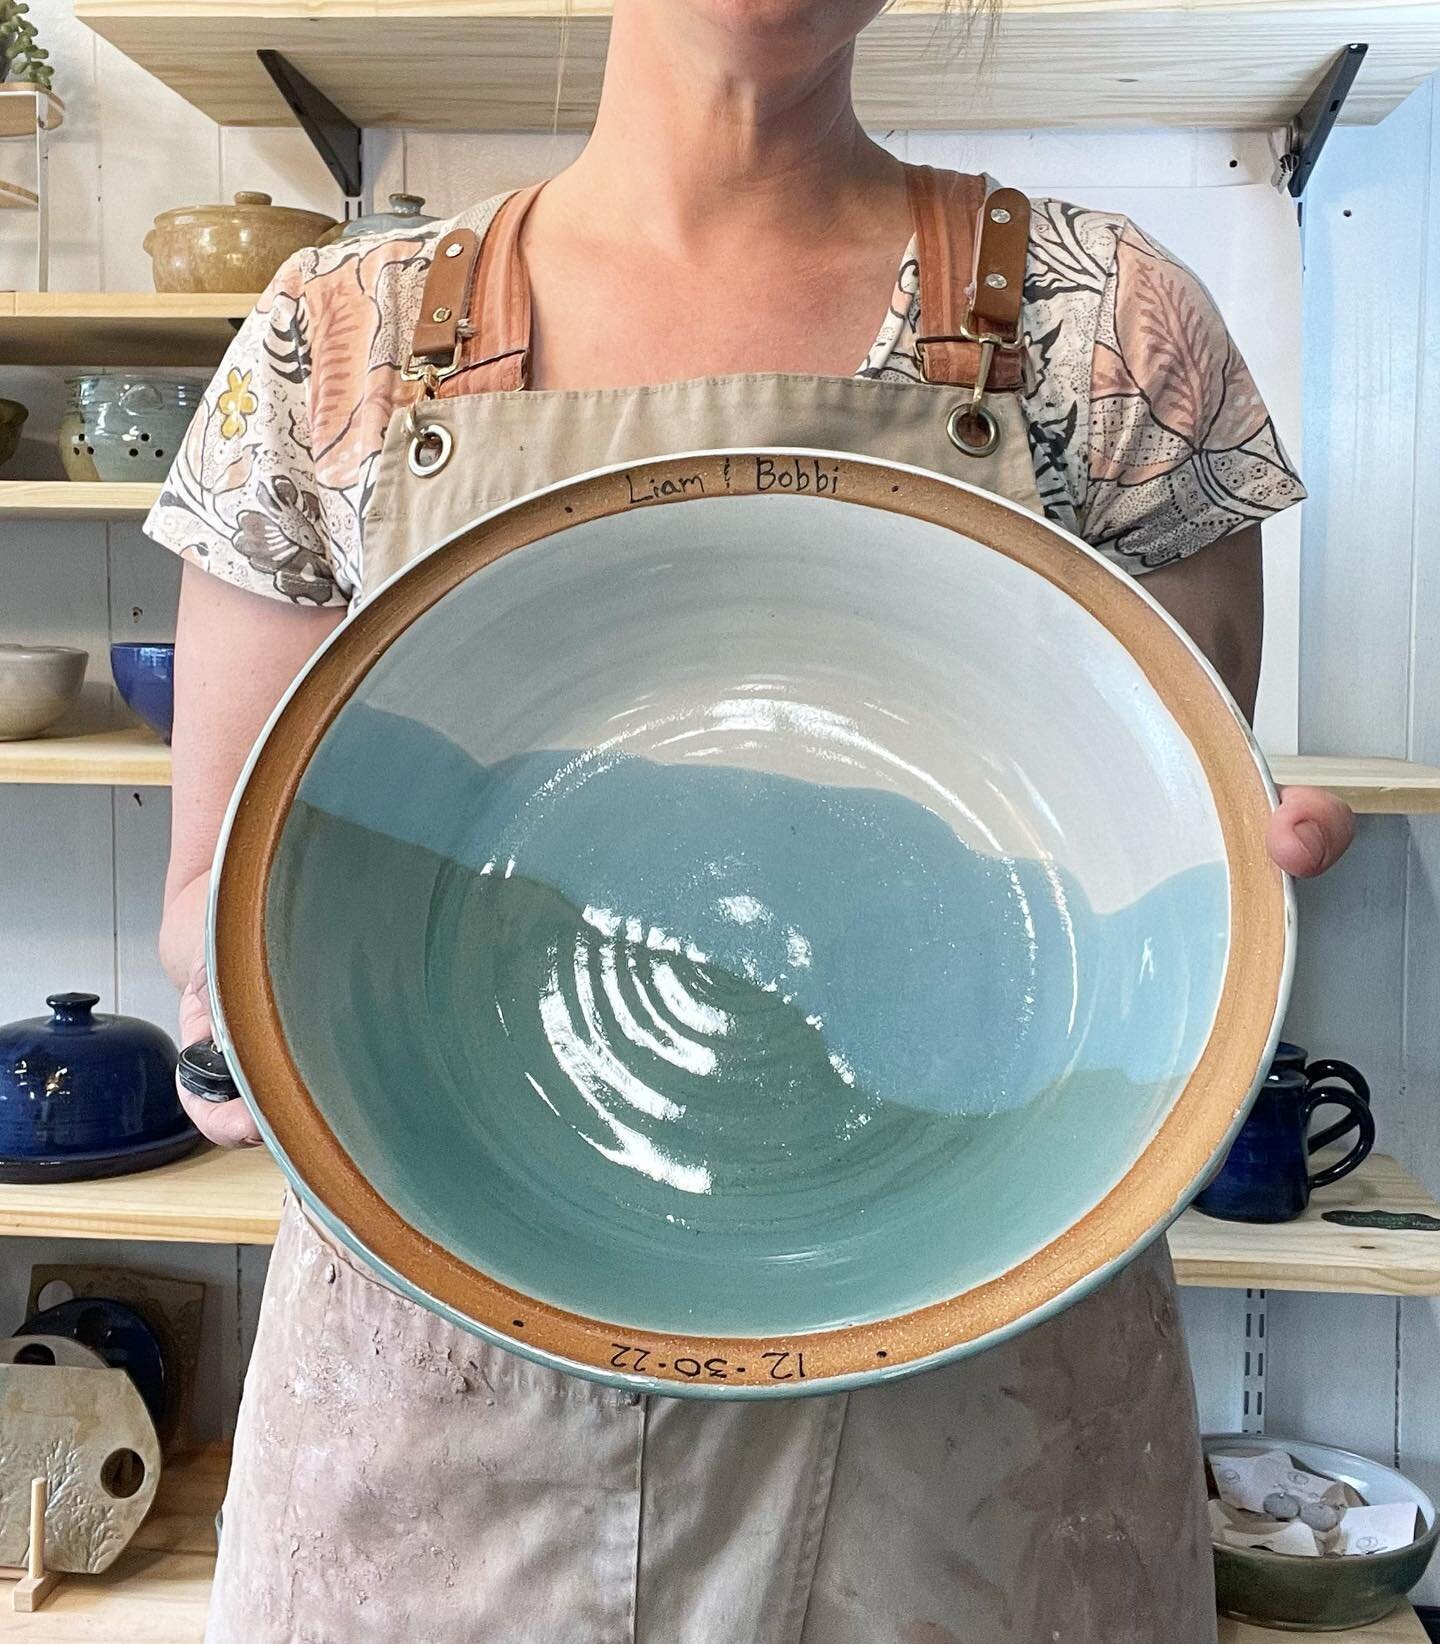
[0,481,159,517]
[1272,755,1440,814]
[0,1142,1431,1304]
[1171,1153,1440,1296]
[0,724,170,787]
[0,1146,282,1245]
[0,1445,223,1642]
[0,84,63,139]
[0,293,252,367]
[74,0,1440,135]
[1220,1602,1426,1643]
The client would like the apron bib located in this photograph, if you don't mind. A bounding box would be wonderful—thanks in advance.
[209,167,1215,1644]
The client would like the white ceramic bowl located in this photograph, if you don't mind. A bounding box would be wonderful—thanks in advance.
[0,645,88,740]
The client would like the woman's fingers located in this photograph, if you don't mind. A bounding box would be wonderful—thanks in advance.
[1267,786,1357,878]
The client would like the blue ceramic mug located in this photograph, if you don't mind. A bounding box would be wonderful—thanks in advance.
[1270,1040,1371,1150]
[1194,1068,1376,1223]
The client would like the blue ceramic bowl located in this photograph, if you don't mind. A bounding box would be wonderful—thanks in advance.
[0,993,197,1181]
[210,452,1293,1397]
[111,642,175,743]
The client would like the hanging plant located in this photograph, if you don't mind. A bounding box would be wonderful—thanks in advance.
[0,0,54,92]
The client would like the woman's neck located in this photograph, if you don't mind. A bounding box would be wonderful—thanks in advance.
[547,0,902,258]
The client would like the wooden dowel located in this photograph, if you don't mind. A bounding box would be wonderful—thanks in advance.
[26,1479,44,1581]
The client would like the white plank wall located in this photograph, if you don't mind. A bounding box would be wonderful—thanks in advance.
[0,0,1431,1527]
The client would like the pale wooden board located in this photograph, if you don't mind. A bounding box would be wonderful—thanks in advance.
[1170,1154,1440,1296]
[1219,1602,1426,1643]
[73,1,1440,133]
[0,180,37,210]
[0,1148,283,1246]
[0,483,158,519]
[0,725,169,786]
[0,295,253,369]
[0,1447,224,1642]
[1272,755,1440,812]
[0,85,63,138]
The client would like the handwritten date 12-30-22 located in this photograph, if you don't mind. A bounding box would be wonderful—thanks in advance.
[609,1343,808,1382]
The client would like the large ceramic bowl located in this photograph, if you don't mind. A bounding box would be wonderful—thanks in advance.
[1206,1435,1439,1630]
[210,451,1293,1398]
[60,377,206,483]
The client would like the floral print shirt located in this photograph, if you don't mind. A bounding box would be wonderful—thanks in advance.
[145,195,1305,607]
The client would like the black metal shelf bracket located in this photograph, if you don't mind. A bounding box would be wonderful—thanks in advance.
[257,49,363,203]
[1285,43,1368,200]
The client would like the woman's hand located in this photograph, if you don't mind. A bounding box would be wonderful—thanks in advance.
[1268,785,1356,879]
[176,951,261,1148]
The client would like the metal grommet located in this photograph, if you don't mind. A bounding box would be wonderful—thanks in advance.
[432,305,452,323]
[990,206,1012,225]
[407,420,454,478]
[984,272,1008,290]
[946,403,1001,459]
[444,240,464,258]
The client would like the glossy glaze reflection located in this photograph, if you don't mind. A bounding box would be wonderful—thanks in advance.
[263,495,1236,1341]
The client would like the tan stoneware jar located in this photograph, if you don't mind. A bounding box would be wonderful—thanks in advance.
[143,191,338,293]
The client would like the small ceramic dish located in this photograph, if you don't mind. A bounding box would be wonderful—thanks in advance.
[1205,1434,1439,1629]
[111,642,175,742]
[0,644,87,740]
[209,450,1293,1398]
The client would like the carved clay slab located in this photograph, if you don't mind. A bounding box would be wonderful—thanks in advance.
[0,1364,160,1572]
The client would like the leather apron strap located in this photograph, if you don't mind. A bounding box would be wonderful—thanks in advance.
[405,168,1031,402]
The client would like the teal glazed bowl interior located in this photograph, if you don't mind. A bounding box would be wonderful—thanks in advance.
[211,451,1292,1396]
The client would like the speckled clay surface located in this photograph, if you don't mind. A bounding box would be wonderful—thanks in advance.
[143,191,336,293]
[0,1363,160,1573]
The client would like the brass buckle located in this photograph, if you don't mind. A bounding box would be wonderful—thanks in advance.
[400,354,461,389]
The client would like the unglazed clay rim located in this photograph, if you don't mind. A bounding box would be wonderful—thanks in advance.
[210,450,1294,1397]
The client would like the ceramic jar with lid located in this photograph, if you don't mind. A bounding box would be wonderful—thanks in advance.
[0,993,198,1181]
[0,398,27,469]
[321,192,437,244]
[59,375,206,483]
[143,191,338,292]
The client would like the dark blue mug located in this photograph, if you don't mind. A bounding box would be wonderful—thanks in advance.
[1270,1040,1371,1150]
[1194,1067,1376,1223]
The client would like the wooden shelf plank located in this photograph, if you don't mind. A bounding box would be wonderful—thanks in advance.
[0,481,159,517]
[1271,754,1440,814]
[0,1139,1432,1306]
[0,293,253,367]
[0,84,64,139]
[0,1446,224,1642]
[1220,1601,1426,1643]
[1171,1154,1440,1296]
[0,178,38,210]
[0,725,170,787]
[73,0,1440,135]
[0,1146,282,1245]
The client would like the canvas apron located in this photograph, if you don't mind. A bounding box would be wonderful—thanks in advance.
[209,169,1216,1644]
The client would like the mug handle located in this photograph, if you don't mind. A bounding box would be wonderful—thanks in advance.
[1306,1090,1377,1189]
[1307,1058,1372,1152]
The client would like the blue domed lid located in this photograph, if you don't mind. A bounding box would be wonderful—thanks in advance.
[0,994,183,1161]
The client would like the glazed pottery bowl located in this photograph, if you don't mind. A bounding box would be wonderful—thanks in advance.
[1206,1435,1438,1630]
[0,994,196,1182]
[111,642,175,742]
[0,398,27,469]
[60,376,205,483]
[210,451,1292,1398]
[144,191,337,293]
[0,644,86,740]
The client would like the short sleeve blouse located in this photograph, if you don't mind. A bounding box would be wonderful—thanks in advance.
[144,193,1305,606]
